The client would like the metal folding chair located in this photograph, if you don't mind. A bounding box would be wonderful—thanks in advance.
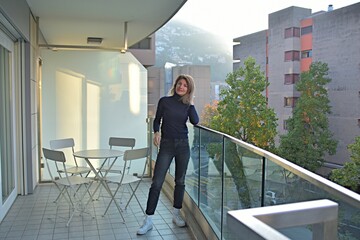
[98,137,136,175]
[50,138,91,177]
[102,147,150,220]
[42,147,93,227]
[93,137,136,201]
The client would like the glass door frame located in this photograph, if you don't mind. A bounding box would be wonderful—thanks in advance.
[0,29,18,221]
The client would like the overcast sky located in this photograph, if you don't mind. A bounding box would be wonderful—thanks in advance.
[173,0,359,42]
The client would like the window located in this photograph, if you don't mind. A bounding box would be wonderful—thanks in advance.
[284,74,300,84]
[284,51,300,61]
[301,26,312,35]
[284,97,298,107]
[285,27,300,38]
[301,50,312,58]
[129,37,151,50]
[283,119,289,130]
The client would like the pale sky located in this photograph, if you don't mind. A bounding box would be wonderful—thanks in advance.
[173,0,359,42]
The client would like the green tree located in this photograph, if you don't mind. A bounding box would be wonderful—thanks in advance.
[212,56,278,150]
[200,100,218,127]
[278,61,337,172]
[330,136,360,192]
[208,56,278,208]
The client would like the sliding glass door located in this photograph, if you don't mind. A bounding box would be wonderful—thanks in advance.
[0,30,16,220]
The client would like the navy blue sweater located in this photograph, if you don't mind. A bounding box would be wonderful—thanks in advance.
[153,93,199,139]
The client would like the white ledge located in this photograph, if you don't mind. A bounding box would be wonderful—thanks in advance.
[227,199,338,240]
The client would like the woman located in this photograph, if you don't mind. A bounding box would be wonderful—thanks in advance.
[137,74,199,235]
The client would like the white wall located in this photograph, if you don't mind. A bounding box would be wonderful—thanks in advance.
[41,50,148,178]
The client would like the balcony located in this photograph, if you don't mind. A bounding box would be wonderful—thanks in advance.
[0,123,359,240]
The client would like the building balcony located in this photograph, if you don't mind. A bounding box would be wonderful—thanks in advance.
[1,123,359,239]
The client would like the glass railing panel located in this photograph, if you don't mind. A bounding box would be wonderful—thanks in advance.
[222,137,264,239]
[186,126,200,202]
[198,129,223,215]
[336,201,360,239]
[153,123,360,240]
[265,166,322,205]
[191,128,223,238]
[173,125,223,238]
[264,160,294,206]
[264,160,360,239]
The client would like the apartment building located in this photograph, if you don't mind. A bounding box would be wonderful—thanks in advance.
[233,3,360,171]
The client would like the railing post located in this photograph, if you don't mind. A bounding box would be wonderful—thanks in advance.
[261,156,266,207]
[221,135,225,240]
[313,219,338,240]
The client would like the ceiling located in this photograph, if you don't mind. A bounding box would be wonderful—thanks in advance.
[26,0,187,50]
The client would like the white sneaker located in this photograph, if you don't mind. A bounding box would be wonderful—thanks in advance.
[137,216,153,235]
[172,213,186,227]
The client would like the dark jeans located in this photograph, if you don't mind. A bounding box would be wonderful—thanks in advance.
[145,138,190,215]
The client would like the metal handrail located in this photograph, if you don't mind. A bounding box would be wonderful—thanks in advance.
[196,125,360,209]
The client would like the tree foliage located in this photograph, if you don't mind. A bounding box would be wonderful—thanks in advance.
[278,61,337,172]
[212,56,278,150]
[200,100,218,127]
[205,56,278,208]
[330,136,360,192]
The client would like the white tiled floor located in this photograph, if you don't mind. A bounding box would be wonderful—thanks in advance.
[0,179,194,240]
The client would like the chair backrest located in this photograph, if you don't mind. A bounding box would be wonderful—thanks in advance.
[42,147,68,181]
[49,138,80,167]
[50,138,75,150]
[109,137,135,149]
[123,147,150,162]
[120,147,150,182]
[43,148,66,163]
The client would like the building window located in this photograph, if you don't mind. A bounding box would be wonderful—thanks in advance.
[283,119,289,130]
[301,26,312,35]
[358,119,360,127]
[129,37,151,50]
[284,97,298,107]
[284,74,300,84]
[301,50,312,58]
[284,51,300,61]
[285,27,300,38]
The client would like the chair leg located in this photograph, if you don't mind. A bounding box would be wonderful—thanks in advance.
[124,182,145,213]
[53,183,94,227]
[66,206,76,227]
[73,182,93,202]
[54,184,74,208]
[103,184,125,222]
[54,185,67,203]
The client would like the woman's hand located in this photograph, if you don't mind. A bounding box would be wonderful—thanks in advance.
[153,132,161,147]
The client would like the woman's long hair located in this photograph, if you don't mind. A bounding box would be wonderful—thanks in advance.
[169,74,195,105]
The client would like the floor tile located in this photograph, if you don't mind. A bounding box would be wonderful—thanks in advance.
[0,180,195,240]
